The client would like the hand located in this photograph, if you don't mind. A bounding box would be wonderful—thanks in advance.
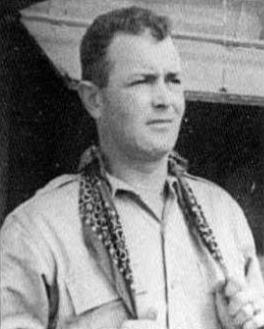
[215,277,264,329]
[121,308,162,329]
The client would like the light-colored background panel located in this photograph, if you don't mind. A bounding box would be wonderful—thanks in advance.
[21,0,264,97]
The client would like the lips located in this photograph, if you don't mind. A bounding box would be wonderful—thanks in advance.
[146,119,173,125]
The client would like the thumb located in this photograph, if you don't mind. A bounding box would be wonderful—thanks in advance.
[224,277,246,298]
[215,288,235,329]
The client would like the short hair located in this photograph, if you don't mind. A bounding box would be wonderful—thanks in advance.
[80,6,171,88]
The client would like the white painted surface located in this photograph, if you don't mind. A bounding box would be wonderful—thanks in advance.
[20,0,264,96]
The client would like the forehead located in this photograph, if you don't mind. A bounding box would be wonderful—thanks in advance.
[107,32,181,74]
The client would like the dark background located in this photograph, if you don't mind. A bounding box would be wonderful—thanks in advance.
[0,9,263,254]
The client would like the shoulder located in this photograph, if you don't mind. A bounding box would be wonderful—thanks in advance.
[2,174,81,236]
[182,172,246,228]
[35,174,79,197]
[20,174,79,213]
[182,172,254,247]
[183,172,235,205]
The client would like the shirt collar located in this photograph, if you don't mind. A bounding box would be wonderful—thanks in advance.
[79,145,186,199]
[106,169,178,200]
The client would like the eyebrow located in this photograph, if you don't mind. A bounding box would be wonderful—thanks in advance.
[128,71,181,80]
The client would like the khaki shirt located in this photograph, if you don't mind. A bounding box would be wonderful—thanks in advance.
[1,173,264,329]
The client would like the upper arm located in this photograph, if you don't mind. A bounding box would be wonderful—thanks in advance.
[1,212,56,329]
[228,199,264,294]
[189,177,264,293]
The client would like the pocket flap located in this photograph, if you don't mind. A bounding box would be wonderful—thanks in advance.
[65,272,119,315]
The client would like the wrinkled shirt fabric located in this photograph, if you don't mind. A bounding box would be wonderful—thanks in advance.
[1,173,264,329]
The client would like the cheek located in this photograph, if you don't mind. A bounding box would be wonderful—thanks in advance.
[103,88,151,138]
[114,92,148,125]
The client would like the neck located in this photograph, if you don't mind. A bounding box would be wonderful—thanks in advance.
[101,148,169,195]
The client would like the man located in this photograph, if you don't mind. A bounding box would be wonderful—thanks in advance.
[1,6,264,329]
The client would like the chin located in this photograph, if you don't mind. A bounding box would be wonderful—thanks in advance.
[125,136,176,162]
[138,145,173,162]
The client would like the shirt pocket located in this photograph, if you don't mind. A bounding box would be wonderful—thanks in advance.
[65,272,129,329]
[65,270,121,314]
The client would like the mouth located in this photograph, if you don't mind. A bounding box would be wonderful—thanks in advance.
[146,119,175,132]
[146,119,173,126]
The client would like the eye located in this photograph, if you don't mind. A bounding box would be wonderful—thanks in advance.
[170,78,181,84]
[130,79,147,86]
[167,75,181,85]
[129,75,156,86]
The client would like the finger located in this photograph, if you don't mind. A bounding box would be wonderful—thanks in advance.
[215,290,233,329]
[243,312,264,329]
[228,291,254,316]
[215,280,226,294]
[215,289,228,312]
[225,277,246,298]
[233,303,255,327]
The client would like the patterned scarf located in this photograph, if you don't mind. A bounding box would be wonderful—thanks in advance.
[79,146,228,319]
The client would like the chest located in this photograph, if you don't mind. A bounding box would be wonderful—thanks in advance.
[56,193,245,329]
[115,197,225,328]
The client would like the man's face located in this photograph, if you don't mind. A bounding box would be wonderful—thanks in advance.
[98,31,185,162]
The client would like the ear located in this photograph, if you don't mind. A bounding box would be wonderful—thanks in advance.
[78,81,104,120]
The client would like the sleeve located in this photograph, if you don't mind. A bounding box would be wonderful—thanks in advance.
[229,199,264,295]
[0,212,57,329]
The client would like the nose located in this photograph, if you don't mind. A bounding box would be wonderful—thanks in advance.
[152,80,173,110]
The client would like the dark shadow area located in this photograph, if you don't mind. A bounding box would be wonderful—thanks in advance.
[0,11,97,221]
[0,0,45,15]
[178,102,264,254]
[0,10,263,254]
